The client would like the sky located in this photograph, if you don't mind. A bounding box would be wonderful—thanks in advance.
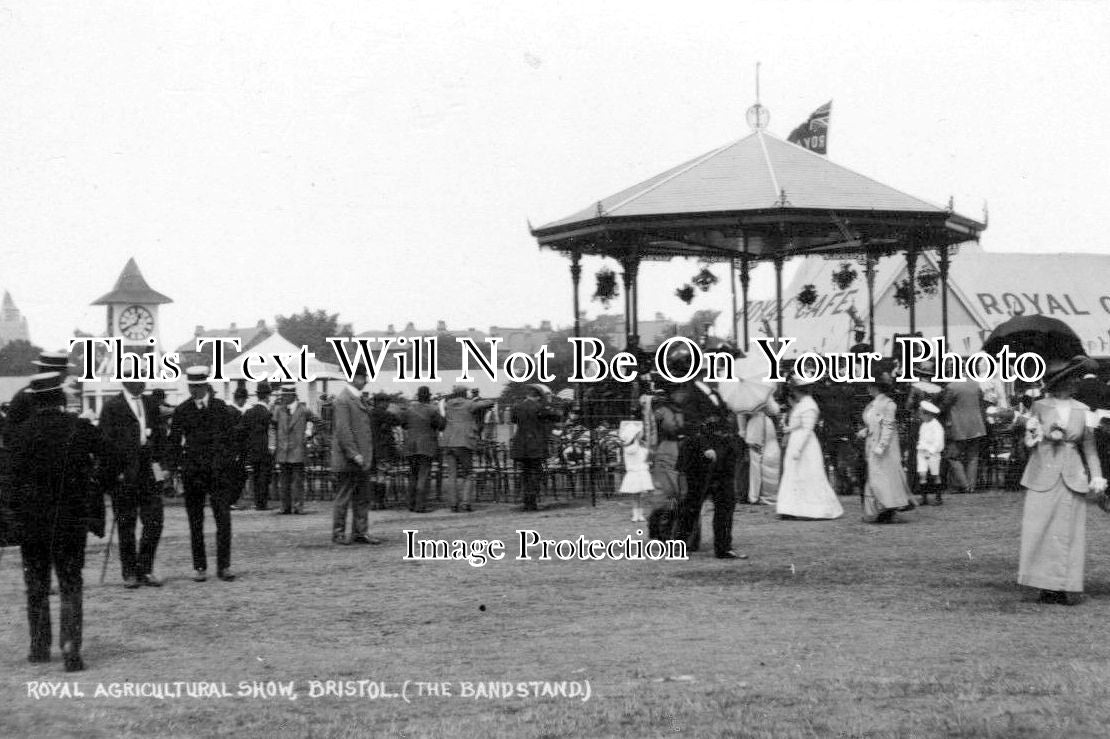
[1,1,1108,352]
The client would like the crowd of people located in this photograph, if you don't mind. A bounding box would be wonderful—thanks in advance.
[4,342,1110,672]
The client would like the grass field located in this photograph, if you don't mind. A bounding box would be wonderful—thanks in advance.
[5,490,1110,738]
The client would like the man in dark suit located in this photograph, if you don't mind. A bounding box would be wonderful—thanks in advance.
[167,366,242,581]
[241,382,274,511]
[330,367,377,544]
[98,373,165,588]
[12,372,105,672]
[672,379,748,559]
[510,384,561,511]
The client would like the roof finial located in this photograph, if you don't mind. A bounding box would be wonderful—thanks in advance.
[982,200,989,227]
[746,61,770,131]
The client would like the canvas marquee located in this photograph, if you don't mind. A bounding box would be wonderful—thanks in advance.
[743,244,1110,358]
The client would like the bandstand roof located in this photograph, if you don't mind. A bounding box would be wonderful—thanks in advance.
[531,129,985,260]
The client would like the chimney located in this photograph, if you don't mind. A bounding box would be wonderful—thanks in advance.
[194,325,204,336]
[436,320,446,332]
[229,322,237,331]
[387,324,395,334]
[257,319,266,328]
[539,320,552,332]
[404,321,415,332]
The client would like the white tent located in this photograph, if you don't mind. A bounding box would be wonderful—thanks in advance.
[743,244,1110,358]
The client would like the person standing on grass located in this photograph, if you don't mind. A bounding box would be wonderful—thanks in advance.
[97,371,167,588]
[646,381,684,540]
[617,421,652,522]
[510,384,561,512]
[401,386,445,513]
[776,376,843,520]
[241,381,275,511]
[1018,356,1106,605]
[168,366,243,582]
[274,385,317,515]
[915,400,946,506]
[441,386,494,512]
[938,373,987,495]
[671,379,747,559]
[330,366,378,545]
[12,372,105,672]
[859,372,912,524]
[368,393,400,509]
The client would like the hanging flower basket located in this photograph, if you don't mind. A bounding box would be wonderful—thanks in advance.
[917,269,940,296]
[592,267,619,307]
[831,262,858,291]
[797,284,818,307]
[692,266,718,292]
[675,284,695,304]
[893,278,920,309]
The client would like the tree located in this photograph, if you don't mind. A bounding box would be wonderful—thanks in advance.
[275,308,353,363]
[0,339,44,376]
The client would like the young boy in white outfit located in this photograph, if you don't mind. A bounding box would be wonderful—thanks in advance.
[916,400,946,505]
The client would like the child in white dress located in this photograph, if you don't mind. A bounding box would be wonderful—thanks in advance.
[916,400,946,505]
[618,420,653,522]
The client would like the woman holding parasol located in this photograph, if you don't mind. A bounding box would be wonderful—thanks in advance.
[1017,355,1107,605]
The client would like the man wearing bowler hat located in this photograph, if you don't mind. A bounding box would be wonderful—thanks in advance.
[167,366,242,581]
[97,370,167,588]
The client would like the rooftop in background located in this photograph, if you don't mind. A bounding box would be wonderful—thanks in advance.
[175,319,272,364]
[91,257,173,305]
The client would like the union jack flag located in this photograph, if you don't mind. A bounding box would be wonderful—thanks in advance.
[787,100,831,155]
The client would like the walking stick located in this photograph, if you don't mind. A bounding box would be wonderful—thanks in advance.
[99,513,117,585]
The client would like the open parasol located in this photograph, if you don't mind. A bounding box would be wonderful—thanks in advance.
[981,315,1085,361]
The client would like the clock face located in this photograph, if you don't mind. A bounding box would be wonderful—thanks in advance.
[118,305,155,340]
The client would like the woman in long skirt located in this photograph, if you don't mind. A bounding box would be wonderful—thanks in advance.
[777,377,843,519]
[859,372,912,523]
[1018,355,1106,605]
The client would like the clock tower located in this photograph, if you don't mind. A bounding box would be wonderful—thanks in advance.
[87,257,173,413]
[92,257,173,352]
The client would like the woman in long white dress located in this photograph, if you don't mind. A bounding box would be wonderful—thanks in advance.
[776,377,844,520]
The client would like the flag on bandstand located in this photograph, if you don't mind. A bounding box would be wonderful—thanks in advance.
[787,100,831,155]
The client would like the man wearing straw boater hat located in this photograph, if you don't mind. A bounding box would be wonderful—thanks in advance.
[11,371,105,672]
[97,369,167,588]
[167,366,241,581]
[4,350,74,446]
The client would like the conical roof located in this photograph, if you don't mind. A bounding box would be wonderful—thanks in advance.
[92,257,173,305]
[533,128,983,257]
[541,130,950,227]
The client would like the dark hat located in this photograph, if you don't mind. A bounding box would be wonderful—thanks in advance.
[185,366,212,385]
[371,391,391,403]
[280,385,297,396]
[1042,355,1098,391]
[29,371,65,393]
[870,371,895,392]
[256,381,273,397]
[233,387,249,399]
[33,350,73,370]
